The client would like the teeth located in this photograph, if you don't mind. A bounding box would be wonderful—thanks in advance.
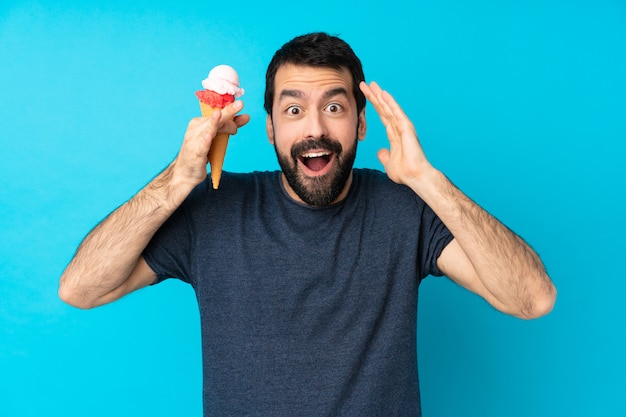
[302,151,331,158]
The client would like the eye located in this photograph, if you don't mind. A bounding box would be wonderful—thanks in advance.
[325,103,343,113]
[286,105,301,116]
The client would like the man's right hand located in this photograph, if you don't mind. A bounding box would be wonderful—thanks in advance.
[172,100,250,190]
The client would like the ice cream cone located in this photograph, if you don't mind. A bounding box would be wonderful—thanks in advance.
[196,64,244,189]
[199,101,229,189]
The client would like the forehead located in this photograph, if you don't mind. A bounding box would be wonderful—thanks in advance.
[274,64,353,99]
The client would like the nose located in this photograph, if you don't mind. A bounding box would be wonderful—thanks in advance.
[303,110,328,139]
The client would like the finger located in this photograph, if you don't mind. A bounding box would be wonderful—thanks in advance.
[363,82,404,143]
[179,117,216,166]
[380,90,411,128]
[371,83,399,126]
[360,81,384,112]
[205,110,222,139]
[190,111,221,150]
[377,148,390,167]
[218,114,250,135]
[189,111,220,136]
[361,82,395,129]
[371,83,416,141]
[359,81,373,101]
[219,123,241,135]
[234,113,251,128]
[219,100,244,120]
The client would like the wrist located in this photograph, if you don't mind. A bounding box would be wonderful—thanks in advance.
[404,164,445,199]
[408,167,476,228]
[406,167,466,213]
[143,163,200,215]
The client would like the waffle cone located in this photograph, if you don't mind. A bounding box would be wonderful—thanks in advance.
[199,101,230,189]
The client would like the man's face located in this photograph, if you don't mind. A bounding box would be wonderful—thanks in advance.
[267,64,366,206]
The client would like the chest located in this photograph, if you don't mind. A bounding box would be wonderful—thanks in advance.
[190,203,419,336]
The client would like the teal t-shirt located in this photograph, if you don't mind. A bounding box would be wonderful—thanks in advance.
[144,168,453,416]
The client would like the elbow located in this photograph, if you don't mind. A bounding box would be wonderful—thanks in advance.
[519,282,557,320]
[58,276,98,310]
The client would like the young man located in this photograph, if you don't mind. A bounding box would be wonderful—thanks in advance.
[60,33,556,416]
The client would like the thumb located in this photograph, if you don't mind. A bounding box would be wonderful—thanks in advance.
[377,148,390,167]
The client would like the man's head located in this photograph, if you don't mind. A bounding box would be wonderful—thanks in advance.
[264,32,366,117]
[265,33,367,207]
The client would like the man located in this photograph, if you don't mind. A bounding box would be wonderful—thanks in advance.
[60,33,556,416]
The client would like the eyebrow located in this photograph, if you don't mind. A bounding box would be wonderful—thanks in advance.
[323,87,350,101]
[278,89,304,101]
[278,87,350,102]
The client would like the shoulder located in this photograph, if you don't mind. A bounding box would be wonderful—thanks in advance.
[352,168,425,206]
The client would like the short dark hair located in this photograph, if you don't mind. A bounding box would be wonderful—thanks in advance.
[264,32,366,116]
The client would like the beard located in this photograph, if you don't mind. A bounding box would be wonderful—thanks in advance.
[274,136,358,207]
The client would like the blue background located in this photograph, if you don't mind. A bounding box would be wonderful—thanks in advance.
[1,0,625,416]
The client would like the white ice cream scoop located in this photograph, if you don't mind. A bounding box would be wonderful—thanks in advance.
[201,64,244,98]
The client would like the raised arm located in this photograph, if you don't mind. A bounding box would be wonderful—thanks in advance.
[59,102,249,309]
[360,81,556,319]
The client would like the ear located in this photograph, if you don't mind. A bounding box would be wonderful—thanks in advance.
[266,115,275,145]
[357,109,366,141]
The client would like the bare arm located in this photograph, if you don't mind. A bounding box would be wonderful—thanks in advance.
[360,81,556,319]
[416,170,555,319]
[59,102,249,309]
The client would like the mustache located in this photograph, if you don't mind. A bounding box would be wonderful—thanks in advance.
[290,138,343,160]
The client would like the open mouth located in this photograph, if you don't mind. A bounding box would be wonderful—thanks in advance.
[298,150,335,175]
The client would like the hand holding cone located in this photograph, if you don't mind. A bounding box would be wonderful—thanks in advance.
[199,101,231,189]
[195,65,244,189]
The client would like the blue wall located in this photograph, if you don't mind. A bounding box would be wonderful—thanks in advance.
[1,1,624,415]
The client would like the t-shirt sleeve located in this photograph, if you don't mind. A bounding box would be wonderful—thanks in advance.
[143,202,193,285]
[418,200,454,279]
